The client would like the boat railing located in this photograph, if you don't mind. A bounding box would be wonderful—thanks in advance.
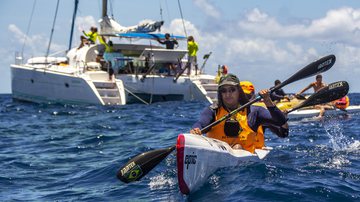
[138,48,188,81]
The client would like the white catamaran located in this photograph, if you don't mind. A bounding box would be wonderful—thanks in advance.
[10,0,217,105]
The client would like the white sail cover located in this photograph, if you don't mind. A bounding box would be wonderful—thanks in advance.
[99,16,163,35]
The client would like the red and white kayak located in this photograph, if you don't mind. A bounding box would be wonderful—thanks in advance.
[287,105,360,119]
[176,133,271,194]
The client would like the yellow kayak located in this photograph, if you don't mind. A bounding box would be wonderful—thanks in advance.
[253,98,304,111]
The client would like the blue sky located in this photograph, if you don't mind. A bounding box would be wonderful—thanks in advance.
[1,0,360,94]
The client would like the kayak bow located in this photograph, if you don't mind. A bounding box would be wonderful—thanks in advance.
[176,133,271,194]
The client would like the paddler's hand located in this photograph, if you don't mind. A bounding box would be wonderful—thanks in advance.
[284,95,291,102]
[259,89,275,107]
[190,128,202,135]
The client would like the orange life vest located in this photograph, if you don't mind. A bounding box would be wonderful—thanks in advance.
[206,106,264,153]
[335,96,350,109]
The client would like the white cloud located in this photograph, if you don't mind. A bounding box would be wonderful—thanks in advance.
[8,24,47,56]
[193,0,221,19]
[286,42,303,56]
[167,19,199,37]
[246,8,269,22]
[237,7,360,45]
[169,6,360,91]
[76,15,98,33]
[8,24,67,57]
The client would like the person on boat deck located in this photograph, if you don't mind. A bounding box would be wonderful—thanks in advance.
[187,36,199,75]
[156,33,179,75]
[102,40,116,81]
[156,33,178,49]
[295,74,332,117]
[190,74,288,153]
[270,79,290,102]
[82,27,105,44]
[77,36,90,50]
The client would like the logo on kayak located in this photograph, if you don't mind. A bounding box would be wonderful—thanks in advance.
[328,81,343,90]
[120,161,143,182]
[185,154,197,169]
[317,58,332,70]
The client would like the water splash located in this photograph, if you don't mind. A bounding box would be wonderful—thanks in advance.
[320,155,351,169]
[321,117,351,151]
[149,173,176,190]
[346,140,360,153]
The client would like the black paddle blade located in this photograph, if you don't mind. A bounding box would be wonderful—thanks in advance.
[117,145,176,183]
[271,54,336,92]
[288,81,349,113]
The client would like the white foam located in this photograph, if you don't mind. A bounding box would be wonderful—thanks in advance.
[346,140,360,153]
[149,173,176,190]
[320,155,351,169]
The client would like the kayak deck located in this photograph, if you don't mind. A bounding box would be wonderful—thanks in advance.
[176,133,271,194]
[287,105,360,119]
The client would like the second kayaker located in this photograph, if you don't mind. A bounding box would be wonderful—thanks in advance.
[190,74,288,153]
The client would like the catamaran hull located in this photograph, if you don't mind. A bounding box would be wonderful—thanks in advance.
[176,133,271,194]
[287,105,360,119]
[117,74,213,103]
[11,65,125,105]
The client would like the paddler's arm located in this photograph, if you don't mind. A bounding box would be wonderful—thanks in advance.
[262,123,289,138]
[270,90,289,101]
[190,107,215,135]
[270,91,283,101]
[248,89,288,137]
[249,105,289,138]
[296,83,313,95]
[259,89,287,124]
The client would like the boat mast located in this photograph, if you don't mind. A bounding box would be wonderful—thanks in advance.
[102,0,107,17]
[68,0,79,51]
[46,0,60,58]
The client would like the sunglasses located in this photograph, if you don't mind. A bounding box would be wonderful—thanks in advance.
[220,87,237,94]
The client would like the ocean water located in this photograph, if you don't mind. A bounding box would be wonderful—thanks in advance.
[0,93,359,202]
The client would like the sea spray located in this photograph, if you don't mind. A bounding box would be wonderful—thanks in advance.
[321,116,350,151]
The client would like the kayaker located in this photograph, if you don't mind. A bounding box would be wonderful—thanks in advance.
[295,74,333,117]
[240,80,255,100]
[240,81,289,137]
[296,74,326,94]
[215,65,229,84]
[190,74,288,153]
[271,80,290,102]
